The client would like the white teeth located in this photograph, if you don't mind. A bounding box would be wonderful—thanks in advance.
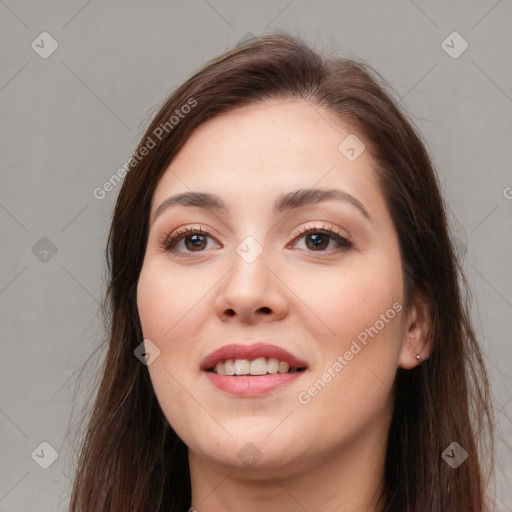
[211,357,301,375]
[267,357,279,373]
[234,359,250,375]
[250,357,267,375]
[224,359,235,376]
[278,361,290,374]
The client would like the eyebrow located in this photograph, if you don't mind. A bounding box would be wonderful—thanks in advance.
[153,187,372,224]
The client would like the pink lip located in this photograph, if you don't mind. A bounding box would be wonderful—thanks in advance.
[204,372,304,396]
[201,343,308,397]
[201,343,308,371]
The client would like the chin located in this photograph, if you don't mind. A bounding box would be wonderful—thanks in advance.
[189,428,305,471]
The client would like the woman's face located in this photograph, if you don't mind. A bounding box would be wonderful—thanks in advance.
[137,99,411,474]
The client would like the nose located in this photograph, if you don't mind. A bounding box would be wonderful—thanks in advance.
[214,246,288,324]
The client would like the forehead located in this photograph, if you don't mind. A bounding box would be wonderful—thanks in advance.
[151,99,384,218]
[169,98,363,171]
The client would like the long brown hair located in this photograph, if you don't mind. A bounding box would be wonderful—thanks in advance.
[68,32,496,512]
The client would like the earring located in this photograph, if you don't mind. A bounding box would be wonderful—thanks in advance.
[415,354,423,362]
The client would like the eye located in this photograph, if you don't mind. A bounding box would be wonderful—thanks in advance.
[162,226,220,253]
[161,224,352,255]
[289,225,352,252]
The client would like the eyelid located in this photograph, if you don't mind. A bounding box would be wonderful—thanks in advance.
[289,223,351,245]
[287,224,353,253]
[160,225,220,251]
[160,222,353,254]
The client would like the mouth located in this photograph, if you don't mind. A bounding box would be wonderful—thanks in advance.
[201,343,308,396]
[207,357,307,376]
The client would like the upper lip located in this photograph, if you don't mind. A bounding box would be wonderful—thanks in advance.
[201,343,308,371]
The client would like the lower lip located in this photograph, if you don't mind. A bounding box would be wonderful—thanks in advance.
[204,371,305,396]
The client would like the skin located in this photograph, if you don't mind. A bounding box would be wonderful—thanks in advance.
[136,99,431,512]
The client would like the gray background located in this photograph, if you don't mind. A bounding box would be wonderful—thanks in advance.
[1,1,511,510]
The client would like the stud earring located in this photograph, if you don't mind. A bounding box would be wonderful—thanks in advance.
[415,354,423,362]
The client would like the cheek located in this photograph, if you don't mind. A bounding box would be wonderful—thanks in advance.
[137,259,204,342]
[136,262,205,436]
[287,252,404,346]
[288,252,404,410]
[137,263,166,337]
[136,260,201,396]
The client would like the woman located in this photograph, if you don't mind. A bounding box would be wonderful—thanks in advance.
[69,32,496,511]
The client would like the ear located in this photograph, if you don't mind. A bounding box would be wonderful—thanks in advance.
[398,293,432,369]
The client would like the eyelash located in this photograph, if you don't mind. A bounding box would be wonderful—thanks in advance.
[291,224,352,252]
[162,224,353,254]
